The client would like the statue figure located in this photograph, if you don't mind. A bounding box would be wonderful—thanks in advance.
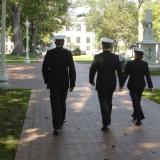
[143,9,154,41]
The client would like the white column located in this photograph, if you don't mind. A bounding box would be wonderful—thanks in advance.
[157,43,160,62]
[25,20,30,63]
[0,0,9,89]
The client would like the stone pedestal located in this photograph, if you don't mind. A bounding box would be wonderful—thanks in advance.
[136,41,160,69]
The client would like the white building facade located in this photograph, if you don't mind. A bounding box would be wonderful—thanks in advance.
[54,6,97,55]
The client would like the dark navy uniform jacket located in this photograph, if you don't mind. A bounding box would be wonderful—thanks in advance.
[123,59,153,90]
[89,51,123,91]
[42,47,76,90]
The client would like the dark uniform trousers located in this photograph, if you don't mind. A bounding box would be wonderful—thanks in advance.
[89,51,123,127]
[130,89,145,121]
[97,90,113,126]
[42,47,76,131]
[50,90,67,130]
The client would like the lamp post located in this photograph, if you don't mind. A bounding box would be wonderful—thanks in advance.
[0,0,9,89]
[25,20,30,63]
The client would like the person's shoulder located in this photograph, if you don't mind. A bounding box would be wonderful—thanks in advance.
[140,60,149,67]
[111,53,121,60]
[47,48,56,53]
[93,54,100,61]
[45,48,56,56]
[141,60,148,64]
[114,53,119,58]
[126,60,132,66]
[62,48,72,54]
[109,52,118,57]
[94,52,102,58]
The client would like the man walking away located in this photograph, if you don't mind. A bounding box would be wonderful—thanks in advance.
[89,37,123,132]
[42,35,76,136]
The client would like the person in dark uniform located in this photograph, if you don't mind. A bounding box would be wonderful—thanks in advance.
[89,37,123,131]
[42,35,76,136]
[122,48,153,126]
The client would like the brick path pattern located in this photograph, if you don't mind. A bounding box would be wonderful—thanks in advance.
[6,61,160,160]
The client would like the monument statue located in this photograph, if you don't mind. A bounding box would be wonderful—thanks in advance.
[143,9,154,42]
[136,8,160,68]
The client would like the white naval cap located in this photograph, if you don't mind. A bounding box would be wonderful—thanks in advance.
[134,47,144,54]
[54,35,66,40]
[101,37,113,44]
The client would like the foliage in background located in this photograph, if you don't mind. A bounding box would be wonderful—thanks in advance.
[86,0,160,49]
[0,89,31,160]
[21,0,70,53]
[86,0,138,48]
[0,0,70,55]
[1,0,160,55]
[152,2,160,41]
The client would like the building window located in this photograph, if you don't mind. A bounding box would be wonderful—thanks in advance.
[67,37,71,43]
[76,24,81,31]
[86,37,90,43]
[86,46,90,50]
[66,44,70,50]
[76,37,80,43]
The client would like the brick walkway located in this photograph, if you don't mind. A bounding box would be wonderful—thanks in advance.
[6,61,160,160]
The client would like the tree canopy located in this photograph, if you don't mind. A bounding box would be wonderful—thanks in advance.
[86,0,138,48]
[85,0,160,49]
[1,0,160,54]
[0,0,70,54]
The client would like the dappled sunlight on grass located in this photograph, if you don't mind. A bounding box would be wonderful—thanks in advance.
[0,136,17,150]
[0,89,31,160]
[143,89,160,104]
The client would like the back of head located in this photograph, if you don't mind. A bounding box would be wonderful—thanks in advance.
[101,37,113,51]
[134,48,144,60]
[54,35,65,47]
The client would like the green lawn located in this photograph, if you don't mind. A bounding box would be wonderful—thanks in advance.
[143,89,160,104]
[0,89,31,160]
[73,55,93,63]
[5,54,41,64]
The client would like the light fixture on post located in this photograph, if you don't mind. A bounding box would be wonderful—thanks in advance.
[25,19,30,64]
[0,0,9,89]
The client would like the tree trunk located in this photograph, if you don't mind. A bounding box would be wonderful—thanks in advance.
[11,5,24,55]
[30,22,38,53]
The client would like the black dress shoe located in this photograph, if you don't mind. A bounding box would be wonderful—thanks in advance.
[135,120,142,126]
[101,126,109,132]
[53,130,59,136]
